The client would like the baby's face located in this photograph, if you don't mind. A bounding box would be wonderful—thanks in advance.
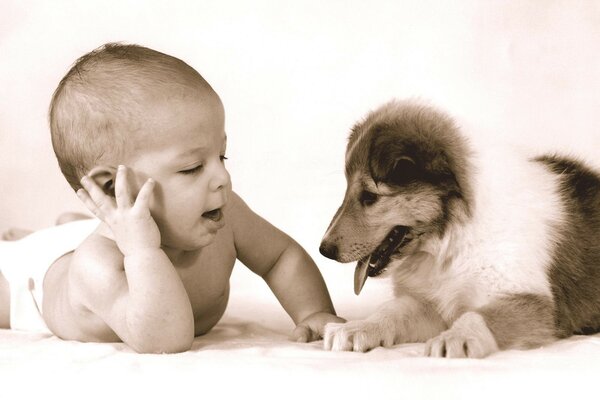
[125,89,231,250]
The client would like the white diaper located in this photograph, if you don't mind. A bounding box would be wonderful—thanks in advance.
[0,219,100,333]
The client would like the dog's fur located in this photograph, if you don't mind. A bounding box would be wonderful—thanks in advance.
[320,100,600,358]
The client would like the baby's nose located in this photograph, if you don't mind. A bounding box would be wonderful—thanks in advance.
[210,163,230,191]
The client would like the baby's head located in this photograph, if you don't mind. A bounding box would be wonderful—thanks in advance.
[50,43,231,249]
[50,42,218,191]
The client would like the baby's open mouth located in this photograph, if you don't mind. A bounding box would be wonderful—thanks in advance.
[354,226,413,295]
[202,208,223,222]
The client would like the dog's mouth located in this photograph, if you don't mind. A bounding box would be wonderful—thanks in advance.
[354,225,413,295]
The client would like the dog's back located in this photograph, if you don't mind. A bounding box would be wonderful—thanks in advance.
[535,155,600,336]
[418,144,600,340]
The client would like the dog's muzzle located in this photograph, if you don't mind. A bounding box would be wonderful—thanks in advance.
[353,226,411,295]
[319,242,339,260]
[320,226,413,295]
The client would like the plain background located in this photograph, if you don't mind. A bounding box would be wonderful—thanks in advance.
[1,1,599,302]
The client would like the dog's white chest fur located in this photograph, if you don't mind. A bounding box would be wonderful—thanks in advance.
[392,142,565,323]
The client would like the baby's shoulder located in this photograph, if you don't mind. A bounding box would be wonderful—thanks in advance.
[225,191,259,235]
[225,191,257,224]
[226,190,245,212]
[69,232,124,289]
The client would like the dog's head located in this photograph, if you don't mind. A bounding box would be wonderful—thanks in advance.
[320,100,472,278]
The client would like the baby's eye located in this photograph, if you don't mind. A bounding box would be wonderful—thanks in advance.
[179,164,203,175]
[220,155,228,163]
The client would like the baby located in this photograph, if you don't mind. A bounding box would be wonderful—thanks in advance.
[0,43,343,353]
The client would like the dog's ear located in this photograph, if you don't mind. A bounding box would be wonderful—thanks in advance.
[387,156,420,186]
[369,129,423,186]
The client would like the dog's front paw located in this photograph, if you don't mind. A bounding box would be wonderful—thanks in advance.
[424,312,498,358]
[323,320,395,352]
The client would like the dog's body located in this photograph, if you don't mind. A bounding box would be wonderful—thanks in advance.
[320,100,600,358]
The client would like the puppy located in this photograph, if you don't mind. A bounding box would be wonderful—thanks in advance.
[319,99,600,358]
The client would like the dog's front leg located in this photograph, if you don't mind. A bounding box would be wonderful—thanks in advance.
[323,295,446,352]
[425,293,556,358]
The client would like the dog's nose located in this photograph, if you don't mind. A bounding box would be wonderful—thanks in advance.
[319,242,339,260]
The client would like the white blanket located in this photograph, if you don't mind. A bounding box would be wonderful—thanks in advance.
[2,262,599,400]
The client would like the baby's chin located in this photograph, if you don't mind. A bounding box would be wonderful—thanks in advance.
[161,229,219,252]
[184,233,218,251]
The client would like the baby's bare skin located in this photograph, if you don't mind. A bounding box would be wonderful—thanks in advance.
[3,45,344,351]
[2,96,342,352]
[39,165,339,353]
[43,201,237,342]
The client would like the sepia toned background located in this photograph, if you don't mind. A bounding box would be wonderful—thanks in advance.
[1,1,599,305]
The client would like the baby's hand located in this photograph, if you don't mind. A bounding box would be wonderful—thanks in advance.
[292,312,346,342]
[78,165,161,256]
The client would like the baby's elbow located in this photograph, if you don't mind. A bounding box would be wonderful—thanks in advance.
[130,332,194,354]
[153,341,193,354]
[133,339,193,354]
[168,333,195,354]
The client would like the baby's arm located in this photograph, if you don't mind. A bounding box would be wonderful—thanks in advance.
[230,193,344,341]
[74,166,194,353]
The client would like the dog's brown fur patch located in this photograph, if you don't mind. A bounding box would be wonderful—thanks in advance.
[479,294,556,350]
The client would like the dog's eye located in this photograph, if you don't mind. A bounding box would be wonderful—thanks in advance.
[360,190,378,207]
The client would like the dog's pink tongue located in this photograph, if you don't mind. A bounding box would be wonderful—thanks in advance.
[354,256,371,295]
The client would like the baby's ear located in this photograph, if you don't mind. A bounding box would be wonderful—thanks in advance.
[87,166,117,197]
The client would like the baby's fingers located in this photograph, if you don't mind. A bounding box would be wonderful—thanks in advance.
[76,188,105,220]
[291,325,311,342]
[114,165,133,208]
[79,176,115,215]
[132,178,155,213]
[292,325,319,342]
